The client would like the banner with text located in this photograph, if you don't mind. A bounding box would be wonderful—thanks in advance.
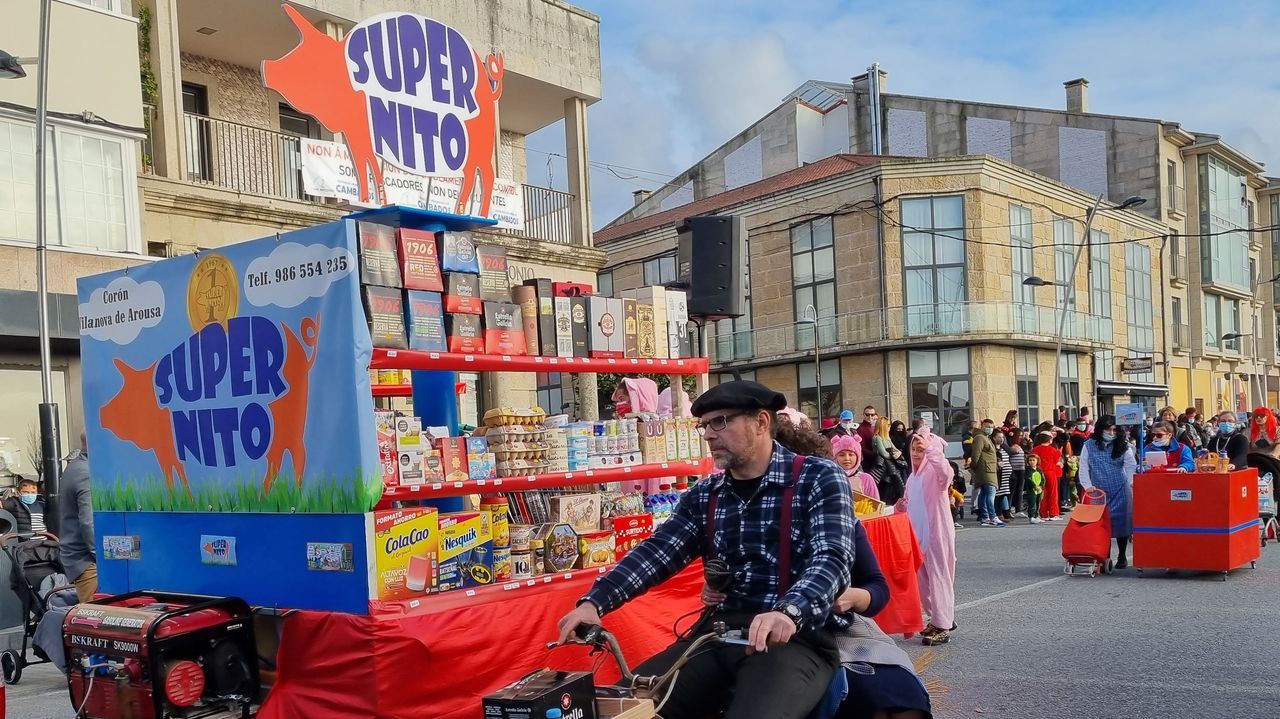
[77,221,382,514]
[300,139,524,230]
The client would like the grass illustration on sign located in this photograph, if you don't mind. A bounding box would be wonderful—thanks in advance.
[94,471,384,513]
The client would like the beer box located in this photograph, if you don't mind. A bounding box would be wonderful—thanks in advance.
[445,313,483,354]
[434,437,470,483]
[522,278,557,356]
[589,296,624,358]
[622,298,639,358]
[395,416,423,451]
[477,245,510,301]
[569,296,590,358]
[634,302,657,358]
[375,410,398,486]
[444,272,483,314]
[438,511,494,591]
[665,289,691,358]
[552,281,593,299]
[372,507,439,600]
[510,285,541,356]
[397,228,443,292]
[404,290,447,352]
[551,493,602,533]
[554,297,574,358]
[482,669,597,719]
[363,286,408,349]
[629,287,669,358]
[483,301,527,356]
[439,230,480,274]
[611,513,654,560]
[397,449,426,486]
[357,222,402,288]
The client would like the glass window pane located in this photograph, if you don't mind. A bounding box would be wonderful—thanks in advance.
[932,196,964,228]
[935,234,964,265]
[812,216,833,248]
[939,348,969,375]
[795,285,814,312]
[798,362,817,389]
[793,251,813,284]
[901,198,931,229]
[941,379,971,409]
[943,409,972,437]
[909,350,938,378]
[911,381,939,413]
[937,267,965,304]
[906,269,933,307]
[813,247,835,282]
[903,232,933,266]
[791,223,811,253]
[816,282,836,315]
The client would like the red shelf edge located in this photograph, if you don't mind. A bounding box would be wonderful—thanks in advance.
[371,384,413,397]
[370,348,709,375]
[369,564,614,617]
[376,457,713,505]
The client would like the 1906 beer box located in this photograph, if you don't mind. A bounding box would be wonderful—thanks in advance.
[362,286,407,349]
[397,228,443,291]
[404,290,446,352]
[357,222,402,288]
[482,670,597,719]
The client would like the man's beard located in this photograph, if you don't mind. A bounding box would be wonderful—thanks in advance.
[714,448,748,472]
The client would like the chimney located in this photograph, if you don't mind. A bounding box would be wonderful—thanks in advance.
[632,189,652,205]
[1064,78,1089,114]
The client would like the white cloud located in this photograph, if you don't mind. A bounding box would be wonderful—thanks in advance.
[243,242,356,309]
[78,277,166,345]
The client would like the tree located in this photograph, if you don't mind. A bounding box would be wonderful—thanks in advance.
[25,422,42,482]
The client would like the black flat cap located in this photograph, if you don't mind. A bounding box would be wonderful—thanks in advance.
[691,380,787,417]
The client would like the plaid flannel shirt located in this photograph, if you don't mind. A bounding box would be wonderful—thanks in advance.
[582,442,856,631]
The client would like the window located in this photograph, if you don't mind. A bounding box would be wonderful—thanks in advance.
[596,271,614,298]
[1058,354,1080,410]
[1125,243,1155,382]
[1089,229,1112,338]
[279,105,320,139]
[183,82,212,182]
[1204,294,1222,350]
[0,367,70,478]
[1199,155,1250,288]
[1095,349,1115,382]
[717,370,754,384]
[797,359,841,423]
[716,233,752,361]
[536,372,564,415]
[908,348,971,448]
[902,196,966,336]
[1010,204,1035,331]
[1053,217,1077,309]
[0,117,137,253]
[1274,312,1280,358]
[642,255,676,286]
[277,104,318,201]
[1224,298,1241,353]
[69,0,118,11]
[1167,160,1179,210]
[791,216,836,350]
[1015,350,1040,428]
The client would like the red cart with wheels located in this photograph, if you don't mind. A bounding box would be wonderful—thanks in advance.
[1062,488,1114,577]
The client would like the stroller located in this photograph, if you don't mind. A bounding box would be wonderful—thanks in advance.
[1260,472,1278,547]
[0,529,77,683]
[1061,487,1115,577]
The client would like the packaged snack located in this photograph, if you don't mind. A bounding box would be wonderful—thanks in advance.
[363,286,408,349]
[357,222,402,287]
[397,227,444,291]
[438,511,494,591]
[534,523,580,574]
[377,369,401,385]
[511,550,533,580]
[397,450,425,486]
[509,524,535,552]
[577,531,615,568]
[439,230,480,273]
[530,539,546,577]
[435,437,470,483]
[375,410,398,487]
[395,416,423,450]
[551,493,602,533]
[612,513,653,560]
[372,507,438,600]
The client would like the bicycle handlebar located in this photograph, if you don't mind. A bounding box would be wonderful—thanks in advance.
[548,622,739,700]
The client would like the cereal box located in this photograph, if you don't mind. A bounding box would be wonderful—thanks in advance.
[438,511,494,591]
[373,507,439,600]
[435,437,469,483]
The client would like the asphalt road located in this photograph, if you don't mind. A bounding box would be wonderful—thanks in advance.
[9,517,1280,718]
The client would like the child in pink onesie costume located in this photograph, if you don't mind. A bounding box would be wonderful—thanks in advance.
[901,426,957,645]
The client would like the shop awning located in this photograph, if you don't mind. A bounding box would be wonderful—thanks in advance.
[1097,381,1169,397]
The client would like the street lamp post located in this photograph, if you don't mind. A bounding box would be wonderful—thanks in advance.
[2,0,60,532]
[1024,194,1146,419]
[799,304,821,416]
[1221,332,1259,410]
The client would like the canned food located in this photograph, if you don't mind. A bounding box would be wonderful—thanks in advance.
[511,550,533,579]
[479,497,510,548]
[492,547,513,582]
[509,524,535,552]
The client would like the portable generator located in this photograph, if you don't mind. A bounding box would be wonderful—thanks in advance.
[62,591,259,719]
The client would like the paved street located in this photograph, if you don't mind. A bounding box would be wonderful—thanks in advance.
[10,520,1279,718]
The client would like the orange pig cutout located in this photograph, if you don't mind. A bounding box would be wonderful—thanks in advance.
[263,315,321,491]
[456,51,503,217]
[100,359,189,491]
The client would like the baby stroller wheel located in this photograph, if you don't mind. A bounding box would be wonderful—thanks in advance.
[2,649,22,684]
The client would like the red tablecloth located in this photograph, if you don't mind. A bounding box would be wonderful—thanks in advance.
[259,513,924,719]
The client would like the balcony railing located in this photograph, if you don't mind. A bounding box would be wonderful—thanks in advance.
[1172,323,1190,351]
[497,185,576,245]
[184,112,308,200]
[1167,184,1185,214]
[711,301,1113,365]
[1172,252,1189,284]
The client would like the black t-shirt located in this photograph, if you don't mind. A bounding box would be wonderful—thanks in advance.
[1207,432,1250,470]
[728,470,765,502]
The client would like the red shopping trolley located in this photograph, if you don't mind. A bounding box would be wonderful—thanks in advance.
[1062,487,1114,577]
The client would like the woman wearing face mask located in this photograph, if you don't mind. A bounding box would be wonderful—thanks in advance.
[1207,411,1250,470]
[2,477,48,534]
[1076,415,1137,568]
[1142,421,1195,473]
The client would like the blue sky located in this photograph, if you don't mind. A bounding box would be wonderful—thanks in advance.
[524,0,1280,229]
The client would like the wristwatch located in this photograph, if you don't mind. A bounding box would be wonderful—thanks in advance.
[774,601,804,629]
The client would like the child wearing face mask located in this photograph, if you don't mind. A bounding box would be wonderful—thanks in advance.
[3,477,47,534]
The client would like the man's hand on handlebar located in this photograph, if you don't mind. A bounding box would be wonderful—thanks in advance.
[556,601,602,645]
[747,611,796,654]
[700,586,726,607]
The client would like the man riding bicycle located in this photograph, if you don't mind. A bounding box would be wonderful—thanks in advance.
[557,380,856,719]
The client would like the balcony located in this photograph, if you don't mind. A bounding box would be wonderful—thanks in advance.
[711,302,1114,367]
[139,111,578,244]
[1171,252,1189,287]
[1166,184,1186,218]
[1172,323,1190,353]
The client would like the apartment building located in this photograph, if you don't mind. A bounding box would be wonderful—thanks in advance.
[609,70,1275,416]
[599,154,1169,452]
[0,0,602,474]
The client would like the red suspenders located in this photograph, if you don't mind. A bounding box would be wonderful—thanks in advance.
[704,455,805,594]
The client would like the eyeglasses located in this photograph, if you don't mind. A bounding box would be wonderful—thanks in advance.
[696,412,746,433]
[864,413,877,418]
[1150,433,1168,440]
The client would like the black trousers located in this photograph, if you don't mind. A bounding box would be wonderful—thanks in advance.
[630,614,838,719]
[1009,469,1026,513]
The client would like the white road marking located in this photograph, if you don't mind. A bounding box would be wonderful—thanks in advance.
[954,575,1066,612]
